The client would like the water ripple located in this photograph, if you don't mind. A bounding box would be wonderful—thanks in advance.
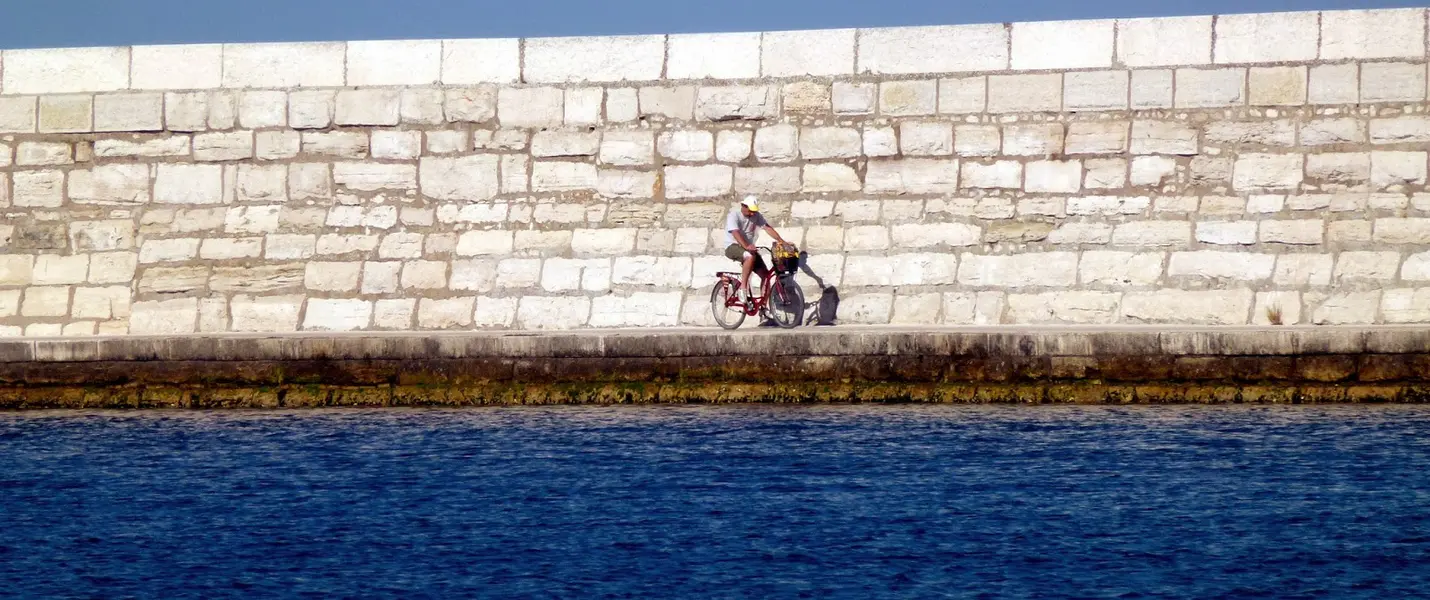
[1,405,1429,598]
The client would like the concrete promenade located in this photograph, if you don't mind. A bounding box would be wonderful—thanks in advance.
[2,325,1427,407]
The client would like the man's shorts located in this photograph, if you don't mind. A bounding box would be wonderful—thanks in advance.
[725,243,768,274]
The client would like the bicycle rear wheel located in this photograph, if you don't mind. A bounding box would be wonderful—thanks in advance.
[711,280,746,330]
[766,277,805,329]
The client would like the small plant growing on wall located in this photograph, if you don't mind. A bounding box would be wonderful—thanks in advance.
[1266,304,1284,326]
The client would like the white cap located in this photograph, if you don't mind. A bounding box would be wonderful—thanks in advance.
[740,195,760,212]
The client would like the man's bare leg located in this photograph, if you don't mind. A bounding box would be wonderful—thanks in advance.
[740,253,755,301]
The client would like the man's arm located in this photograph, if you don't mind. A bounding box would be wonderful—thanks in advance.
[762,224,787,246]
[731,228,755,252]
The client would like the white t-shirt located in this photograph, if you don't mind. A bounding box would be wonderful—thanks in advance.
[725,207,768,247]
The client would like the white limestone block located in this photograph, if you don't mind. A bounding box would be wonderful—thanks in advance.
[958,252,1078,288]
[1116,16,1212,67]
[193,131,253,162]
[1131,69,1174,109]
[1066,121,1128,155]
[936,77,985,114]
[524,35,664,83]
[419,155,499,200]
[878,80,937,116]
[1175,68,1245,108]
[1370,151,1427,191]
[899,121,953,156]
[1196,221,1257,245]
[139,238,200,263]
[1382,288,1430,323]
[1078,251,1162,286]
[667,32,760,79]
[1168,250,1274,280]
[734,166,799,194]
[605,88,639,122]
[664,165,732,199]
[401,260,449,290]
[12,171,64,208]
[1003,123,1064,156]
[4,46,128,94]
[599,131,654,167]
[1320,8,1425,60]
[221,42,344,88]
[228,295,302,332]
[960,161,1022,189]
[1335,251,1401,281]
[131,44,222,89]
[0,96,37,133]
[1130,120,1198,155]
[288,90,334,129]
[857,23,1007,74]
[38,95,92,133]
[1122,289,1252,325]
[533,130,601,158]
[333,162,418,192]
[588,291,682,328]
[33,255,89,285]
[762,29,854,76]
[94,93,164,132]
[472,297,517,328]
[1311,291,1381,324]
[1064,71,1128,111]
[752,123,799,163]
[517,296,590,330]
[335,89,400,126]
[498,87,563,128]
[68,220,134,252]
[256,131,299,160]
[1261,220,1324,245]
[833,82,877,115]
[225,205,282,234]
[440,38,520,84]
[715,130,752,162]
[1215,12,1318,64]
[987,74,1061,113]
[864,159,959,194]
[71,286,131,321]
[1011,19,1113,70]
[571,229,637,255]
[800,126,861,159]
[67,164,150,206]
[657,130,714,162]
[612,256,692,288]
[236,90,286,128]
[597,169,656,198]
[695,86,778,121]
[346,40,440,86]
[803,164,860,192]
[17,142,72,166]
[564,87,603,125]
[531,161,598,192]
[1006,291,1121,324]
[636,86,693,120]
[200,237,263,260]
[953,125,1000,157]
[0,256,34,287]
[1111,221,1191,246]
[1361,62,1426,103]
[1309,64,1359,105]
[129,298,198,334]
[300,299,371,332]
[1026,160,1082,193]
[890,223,981,248]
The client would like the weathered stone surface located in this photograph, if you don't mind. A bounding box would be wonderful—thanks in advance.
[1168,251,1275,280]
[1122,289,1252,325]
[229,295,303,332]
[419,155,499,199]
[958,252,1078,288]
[696,86,778,122]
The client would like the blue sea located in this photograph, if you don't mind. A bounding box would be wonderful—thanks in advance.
[2,406,1429,599]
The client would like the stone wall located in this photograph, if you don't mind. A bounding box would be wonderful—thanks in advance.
[1,8,1430,336]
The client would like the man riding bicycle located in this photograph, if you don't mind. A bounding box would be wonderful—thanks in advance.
[724,195,790,303]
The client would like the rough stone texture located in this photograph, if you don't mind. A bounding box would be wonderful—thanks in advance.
[0,9,1425,338]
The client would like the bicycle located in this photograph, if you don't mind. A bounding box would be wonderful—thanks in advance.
[710,244,805,330]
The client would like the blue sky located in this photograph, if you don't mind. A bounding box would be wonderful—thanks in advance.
[2,0,1424,49]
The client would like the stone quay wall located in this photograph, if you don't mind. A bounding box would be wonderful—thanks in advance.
[2,8,1430,337]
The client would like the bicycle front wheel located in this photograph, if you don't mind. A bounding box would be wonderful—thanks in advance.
[766,277,805,329]
[711,280,746,330]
